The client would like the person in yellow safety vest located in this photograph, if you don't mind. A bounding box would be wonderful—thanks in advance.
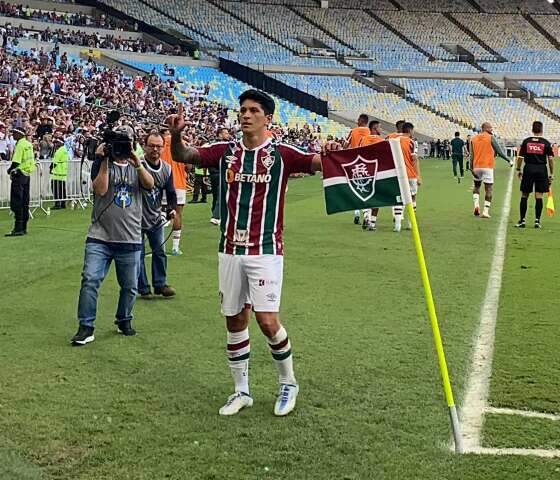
[190,165,208,203]
[50,137,69,209]
[6,127,36,237]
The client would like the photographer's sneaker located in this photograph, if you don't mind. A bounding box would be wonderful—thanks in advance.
[154,285,176,297]
[514,220,526,228]
[71,325,95,346]
[171,249,183,256]
[274,383,299,417]
[115,320,136,336]
[219,392,253,416]
[535,220,542,229]
[210,218,220,225]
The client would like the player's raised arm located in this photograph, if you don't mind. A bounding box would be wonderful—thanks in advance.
[168,103,201,166]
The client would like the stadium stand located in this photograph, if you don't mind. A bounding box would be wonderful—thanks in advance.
[98,0,222,52]
[375,11,494,61]
[395,0,476,12]
[454,13,560,72]
[390,78,560,141]
[3,0,560,146]
[271,73,474,139]
[477,0,557,14]
[121,61,347,137]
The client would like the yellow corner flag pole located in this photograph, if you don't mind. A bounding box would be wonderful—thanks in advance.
[389,140,464,454]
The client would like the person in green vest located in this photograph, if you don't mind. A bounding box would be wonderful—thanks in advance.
[6,127,36,237]
[50,136,69,209]
[189,165,207,203]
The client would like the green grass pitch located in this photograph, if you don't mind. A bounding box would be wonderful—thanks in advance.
[0,159,559,479]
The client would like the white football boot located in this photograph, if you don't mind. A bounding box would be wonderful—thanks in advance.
[274,383,299,417]
[219,392,253,416]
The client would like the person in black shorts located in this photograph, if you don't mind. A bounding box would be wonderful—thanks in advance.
[515,121,554,229]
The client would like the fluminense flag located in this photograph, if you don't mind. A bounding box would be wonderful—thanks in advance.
[321,140,409,214]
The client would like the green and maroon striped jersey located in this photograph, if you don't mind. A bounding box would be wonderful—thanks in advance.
[198,138,315,255]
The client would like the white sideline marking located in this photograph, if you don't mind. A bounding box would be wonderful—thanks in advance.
[461,170,514,451]
[468,447,560,459]
[486,407,560,422]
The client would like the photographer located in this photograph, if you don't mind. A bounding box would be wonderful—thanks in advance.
[71,125,154,346]
[5,127,35,237]
[138,132,177,298]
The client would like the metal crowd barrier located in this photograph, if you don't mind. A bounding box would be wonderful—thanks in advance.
[0,158,93,213]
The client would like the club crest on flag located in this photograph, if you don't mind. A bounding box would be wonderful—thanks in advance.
[341,156,378,202]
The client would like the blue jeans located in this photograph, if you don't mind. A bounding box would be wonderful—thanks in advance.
[77,242,141,328]
[138,225,167,294]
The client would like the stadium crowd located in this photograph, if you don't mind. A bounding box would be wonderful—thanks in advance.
[0,23,172,55]
[0,1,128,30]
[0,48,330,164]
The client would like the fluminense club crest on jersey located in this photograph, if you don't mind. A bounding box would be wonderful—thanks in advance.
[261,154,275,170]
[341,155,378,202]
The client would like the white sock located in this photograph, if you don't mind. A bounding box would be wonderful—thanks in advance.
[473,193,480,209]
[363,209,371,223]
[393,206,403,230]
[172,229,181,251]
[226,329,250,394]
[371,215,377,225]
[484,200,491,215]
[267,326,296,385]
[354,209,360,217]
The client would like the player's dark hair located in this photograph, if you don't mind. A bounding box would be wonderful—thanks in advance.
[396,120,405,131]
[402,122,414,133]
[455,131,460,137]
[369,120,380,129]
[238,89,275,115]
[358,113,369,125]
[532,121,543,134]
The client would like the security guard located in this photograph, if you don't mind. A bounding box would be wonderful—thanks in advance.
[6,127,36,237]
[50,136,69,209]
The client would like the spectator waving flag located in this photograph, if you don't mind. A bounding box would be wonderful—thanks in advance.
[321,140,409,214]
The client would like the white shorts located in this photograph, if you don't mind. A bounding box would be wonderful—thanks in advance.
[175,188,186,206]
[473,168,494,184]
[218,253,283,316]
[409,179,418,196]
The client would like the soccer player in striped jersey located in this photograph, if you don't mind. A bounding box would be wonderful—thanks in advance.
[345,113,371,225]
[168,90,330,417]
[393,122,421,232]
[359,120,384,231]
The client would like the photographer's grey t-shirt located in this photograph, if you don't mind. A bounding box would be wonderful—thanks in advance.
[87,159,143,247]
[141,160,172,231]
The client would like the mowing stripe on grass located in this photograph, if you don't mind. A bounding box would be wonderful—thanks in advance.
[486,407,560,422]
[461,170,514,451]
